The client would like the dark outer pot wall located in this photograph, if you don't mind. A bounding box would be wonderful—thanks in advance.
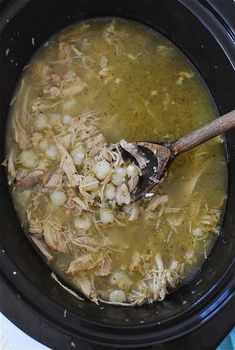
[0,0,235,349]
[1,272,235,350]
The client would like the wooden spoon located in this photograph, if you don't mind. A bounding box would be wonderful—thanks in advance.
[119,109,235,201]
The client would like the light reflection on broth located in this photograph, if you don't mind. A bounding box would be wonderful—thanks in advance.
[5,19,226,305]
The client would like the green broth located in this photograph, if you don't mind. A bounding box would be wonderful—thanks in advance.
[7,19,226,305]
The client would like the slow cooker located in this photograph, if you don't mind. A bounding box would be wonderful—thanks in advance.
[0,0,235,349]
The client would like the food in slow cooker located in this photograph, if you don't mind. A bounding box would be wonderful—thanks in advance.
[5,19,226,305]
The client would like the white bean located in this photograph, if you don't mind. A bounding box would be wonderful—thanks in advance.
[74,215,92,230]
[34,114,47,130]
[192,228,203,237]
[39,138,49,152]
[100,55,108,68]
[93,160,111,180]
[50,190,67,206]
[99,208,114,224]
[62,114,72,124]
[20,150,37,168]
[45,144,57,160]
[83,175,99,191]
[104,183,115,200]
[109,290,126,303]
[71,146,85,166]
[155,254,164,271]
[111,167,126,185]
[115,183,131,205]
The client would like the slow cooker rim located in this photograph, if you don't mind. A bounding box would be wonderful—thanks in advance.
[0,0,235,70]
[179,0,235,70]
[0,0,235,347]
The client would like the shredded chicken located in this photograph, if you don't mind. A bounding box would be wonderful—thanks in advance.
[127,174,139,192]
[58,144,80,187]
[43,172,63,191]
[43,217,69,253]
[6,149,16,184]
[30,236,54,262]
[66,254,96,276]
[76,276,98,303]
[58,41,72,61]
[61,77,86,97]
[128,203,141,221]
[12,114,30,149]
[147,195,168,211]
[17,170,44,191]
[96,258,111,276]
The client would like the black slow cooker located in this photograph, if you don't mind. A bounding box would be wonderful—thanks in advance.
[0,1,235,349]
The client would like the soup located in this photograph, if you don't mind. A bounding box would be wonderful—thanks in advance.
[5,19,226,305]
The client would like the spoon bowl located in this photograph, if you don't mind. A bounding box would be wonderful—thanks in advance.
[120,142,172,200]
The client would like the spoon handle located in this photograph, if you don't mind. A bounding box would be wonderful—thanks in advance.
[171,109,235,156]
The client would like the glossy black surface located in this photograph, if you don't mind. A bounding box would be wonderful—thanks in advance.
[0,0,234,348]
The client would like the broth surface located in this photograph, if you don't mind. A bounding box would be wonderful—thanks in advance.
[6,19,226,305]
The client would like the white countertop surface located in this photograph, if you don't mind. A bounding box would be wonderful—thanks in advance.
[0,313,50,350]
